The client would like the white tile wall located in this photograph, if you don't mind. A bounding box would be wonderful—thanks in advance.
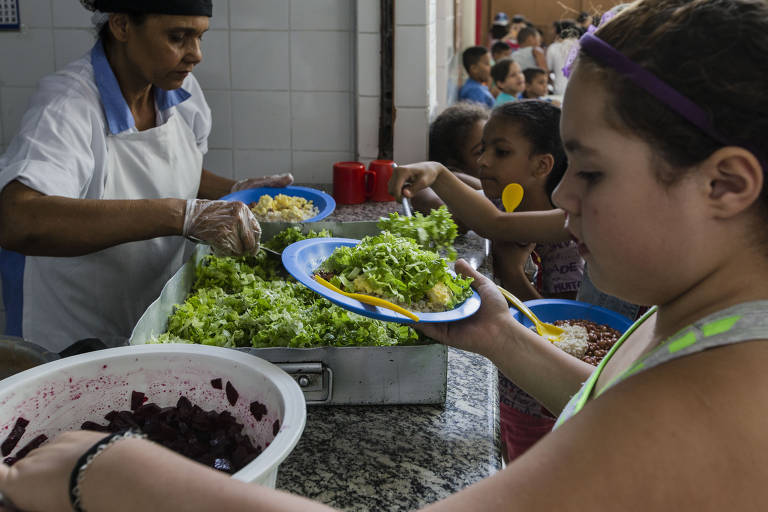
[291,92,353,151]
[53,29,94,70]
[395,25,429,108]
[195,30,232,90]
[203,149,234,178]
[0,29,55,86]
[234,149,292,179]
[394,106,429,164]
[291,0,353,30]
[230,31,290,90]
[354,0,456,164]
[204,90,233,149]
[231,91,291,149]
[230,0,289,30]
[291,31,352,92]
[19,0,51,27]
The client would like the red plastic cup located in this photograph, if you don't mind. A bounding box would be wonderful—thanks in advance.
[332,162,375,204]
[369,159,396,202]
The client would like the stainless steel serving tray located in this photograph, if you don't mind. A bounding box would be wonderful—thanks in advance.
[129,221,450,406]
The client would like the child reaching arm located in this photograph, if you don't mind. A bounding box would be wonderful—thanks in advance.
[390,161,569,243]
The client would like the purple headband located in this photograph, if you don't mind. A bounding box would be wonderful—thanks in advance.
[566,31,766,171]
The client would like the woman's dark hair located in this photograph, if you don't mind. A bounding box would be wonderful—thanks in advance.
[97,12,148,42]
[429,103,490,168]
[491,100,567,201]
[490,24,510,40]
[581,0,768,190]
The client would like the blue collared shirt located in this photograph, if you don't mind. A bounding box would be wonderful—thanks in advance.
[458,78,495,108]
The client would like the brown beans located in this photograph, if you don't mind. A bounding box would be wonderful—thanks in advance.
[554,319,621,366]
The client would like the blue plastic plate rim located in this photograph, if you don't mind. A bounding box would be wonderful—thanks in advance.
[282,237,481,324]
[509,298,634,333]
[219,185,336,222]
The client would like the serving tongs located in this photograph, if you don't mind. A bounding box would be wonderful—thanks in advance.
[313,275,419,322]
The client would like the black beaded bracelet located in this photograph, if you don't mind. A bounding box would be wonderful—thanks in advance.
[68,429,147,512]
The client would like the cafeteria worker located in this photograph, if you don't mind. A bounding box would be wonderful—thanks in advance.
[0,0,290,351]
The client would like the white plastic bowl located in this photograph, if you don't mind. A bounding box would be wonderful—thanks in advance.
[0,344,306,487]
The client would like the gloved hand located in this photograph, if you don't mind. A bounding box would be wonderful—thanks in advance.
[230,172,294,193]
[182,199,261,257]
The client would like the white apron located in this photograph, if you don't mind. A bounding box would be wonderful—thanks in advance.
[22,111,202,351]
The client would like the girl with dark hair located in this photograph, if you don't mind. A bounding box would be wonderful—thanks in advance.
[6,1,768,509]
[409,103,489,222]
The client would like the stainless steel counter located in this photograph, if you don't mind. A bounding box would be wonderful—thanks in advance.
[275,197,502,511]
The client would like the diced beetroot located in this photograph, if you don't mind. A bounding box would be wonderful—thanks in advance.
[2,417,29,456]
[210,378,222,389]
[72,390,262,475]
[176,396,193,419]
[272,419,280,436]
[14,434,48,459]
[130,391,146,411]
[249,401,268,421]
[225,381,239,406]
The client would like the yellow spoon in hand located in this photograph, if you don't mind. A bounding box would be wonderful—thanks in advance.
[314,275,419,322]
[497,183,564,342]
[496,286,564,342]
[501,183,524,213]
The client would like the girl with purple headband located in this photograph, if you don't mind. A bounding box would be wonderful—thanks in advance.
[4,0,768,509]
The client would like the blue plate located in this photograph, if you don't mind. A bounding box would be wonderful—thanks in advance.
[509,299,634,333]
[282,238,481,324]
[219,185,335,222]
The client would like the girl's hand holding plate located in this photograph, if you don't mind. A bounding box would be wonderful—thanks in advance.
[415,259,516,357]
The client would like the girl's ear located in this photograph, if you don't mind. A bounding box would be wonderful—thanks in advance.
[532,154,555,178]
[703,147,763,219]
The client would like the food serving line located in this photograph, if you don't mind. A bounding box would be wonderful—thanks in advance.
[272,198,501,511]
[0,191,502,511]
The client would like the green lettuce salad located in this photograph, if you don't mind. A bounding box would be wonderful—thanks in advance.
[152,208,468,348]
[377,205,459,260]
[317,231,473,312]
[153,228,420,348]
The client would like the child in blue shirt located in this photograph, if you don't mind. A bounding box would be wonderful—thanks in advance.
[458,46,494,108]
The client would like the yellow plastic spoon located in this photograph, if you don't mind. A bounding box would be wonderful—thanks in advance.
[314,275,419,322]
[496,285,564,342]
[501,183,524,213]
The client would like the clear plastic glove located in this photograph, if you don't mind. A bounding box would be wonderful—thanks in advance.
[230,172,294,193]
[183,199,261,257]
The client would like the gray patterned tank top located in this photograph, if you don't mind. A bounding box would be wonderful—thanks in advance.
[555,300,768,429]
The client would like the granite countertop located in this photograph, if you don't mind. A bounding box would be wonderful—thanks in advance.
[275,197,501,511]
